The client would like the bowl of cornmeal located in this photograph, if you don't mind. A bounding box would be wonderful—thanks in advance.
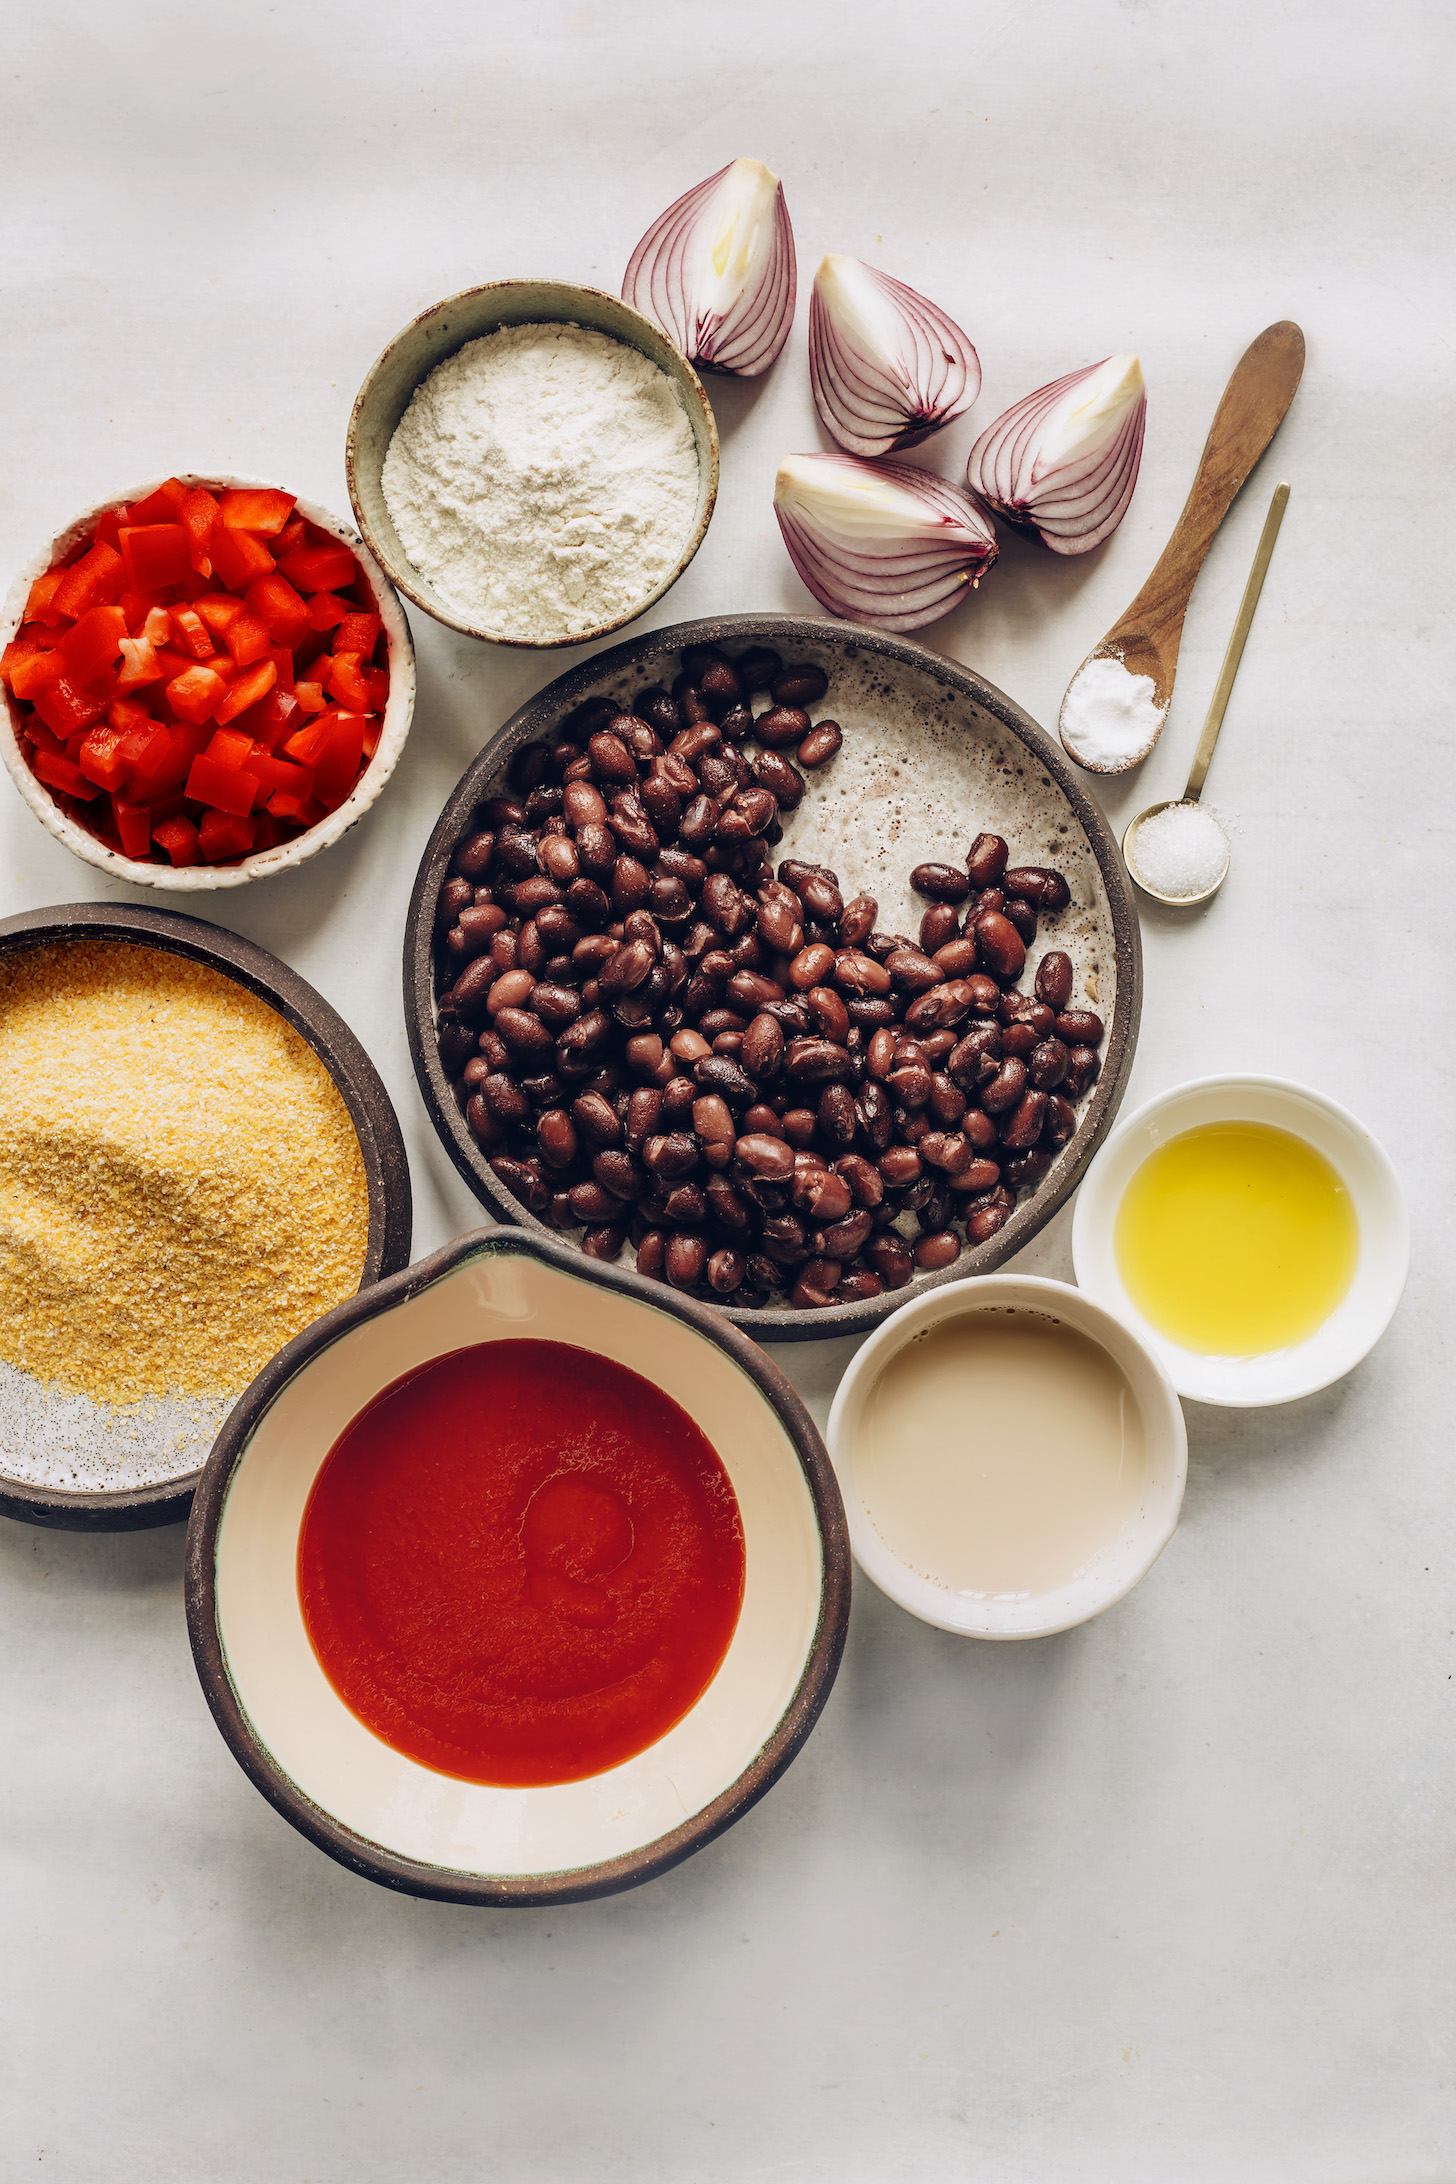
[346,281,720,650]
[0,903,412,1530]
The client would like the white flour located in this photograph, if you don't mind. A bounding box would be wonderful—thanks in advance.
[1059,652,1167,771]
[382,322,700,642]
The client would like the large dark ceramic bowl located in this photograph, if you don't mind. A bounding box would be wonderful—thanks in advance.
[404,614,1142,1341]
[185,1227,849,1906]
[0,903,412,1531]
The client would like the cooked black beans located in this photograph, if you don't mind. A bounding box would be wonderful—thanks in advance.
[432,645,1093,1310]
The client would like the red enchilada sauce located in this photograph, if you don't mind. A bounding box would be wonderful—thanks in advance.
[297,1339,745,1786]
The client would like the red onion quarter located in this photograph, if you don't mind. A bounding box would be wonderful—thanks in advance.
[809,254,980,457]
[774,452,998,632]
[969,355,1146,555]
[622,157,796,377]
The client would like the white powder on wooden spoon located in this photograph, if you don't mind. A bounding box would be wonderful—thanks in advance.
[1059,653,1167,772]
[382,321,700,643]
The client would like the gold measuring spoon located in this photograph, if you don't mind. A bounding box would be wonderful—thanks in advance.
[1123,480,1290,907]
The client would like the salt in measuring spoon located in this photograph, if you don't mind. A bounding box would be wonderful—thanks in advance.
[1123,480,1289,908]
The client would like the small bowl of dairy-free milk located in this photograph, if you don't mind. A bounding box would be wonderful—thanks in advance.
[827,1275,1186,1639]
[347,280,719,649]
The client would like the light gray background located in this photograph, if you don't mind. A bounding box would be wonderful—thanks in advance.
[2,3,1451,2178]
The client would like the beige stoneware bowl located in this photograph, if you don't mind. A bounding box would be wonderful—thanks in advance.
[185,1228,849,1905]
[0,476,416,893]
[345,279,720,648]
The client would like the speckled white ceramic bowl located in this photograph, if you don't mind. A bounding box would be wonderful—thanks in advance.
[827,1274,1186,1639]
[1071,1074,1409,1406]
[185,1229,849,1904]
[346,280,719,649]
[0,475,416,892]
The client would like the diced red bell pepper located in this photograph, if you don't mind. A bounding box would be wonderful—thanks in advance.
[154,646,207,684]
[198,809,255,860]
[108,696,155,736]
[24,570,70,626]
[126,481,188,526]
[53,542,126,620]
[145,723,208,796]
[217,487,296,536]
[208,524,275,590]
[220,611,271,668]
[305,591,349,632]
[361,719,383,760]
[193,593,244,636]
[334,611,381,659]
[153,814,201,866]
[61,602,129,687]
[140,606,173,645]
[93,510,124,553]
[327,654,375,709]
[312,712,366,805]
[32,747,101,799]
[118,523,193,593]
[266,790,320,825]
[168,605,216,661]
[78,725,131,792]
[180,488,220,577]
[185,752,260,816]
[283,710,338,766]
[4,644,67,701]
[271,517,309,559]
[279,541,357,593]
[116,638,163,692]
[268,644,295,695]
[34,673,110,740]
[293,679,327,716]
[166,664,229,725]
[110,796,153,860]
[244,572,309,647]
[247,751,314,797]
[215,658,277,724]
[203,726,257,770]
[117,721,173,784]
[229,687,300,751]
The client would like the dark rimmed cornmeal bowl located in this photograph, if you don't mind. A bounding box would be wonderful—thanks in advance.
[185,1226,850,1906]
[0,902,412,1532]
[403,613,1142,1342]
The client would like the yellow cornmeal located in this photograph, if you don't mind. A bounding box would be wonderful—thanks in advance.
[0,940,369,1406]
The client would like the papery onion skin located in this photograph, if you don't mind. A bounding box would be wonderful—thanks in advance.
[774,451,998,632]
[969,355,1146,556]
[809,255,981,457]
[623,157,796,377]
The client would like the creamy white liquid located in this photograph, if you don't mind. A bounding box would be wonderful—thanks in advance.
[857,1311,1147,1597]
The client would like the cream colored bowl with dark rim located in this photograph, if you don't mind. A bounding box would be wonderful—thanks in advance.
[345,280,720,649]
[0,476,416,892]
[184,1228,849,1905]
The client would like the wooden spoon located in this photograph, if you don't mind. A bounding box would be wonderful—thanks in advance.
[1058,320,1305,774]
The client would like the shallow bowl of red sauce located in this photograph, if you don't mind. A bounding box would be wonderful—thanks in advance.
[185,1228,849,1905]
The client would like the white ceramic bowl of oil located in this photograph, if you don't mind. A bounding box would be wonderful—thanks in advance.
[826,1274,1187,1640]
[1071,1074,1409,1407]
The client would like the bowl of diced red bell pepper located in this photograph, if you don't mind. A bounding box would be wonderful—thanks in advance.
[0,475,415,888]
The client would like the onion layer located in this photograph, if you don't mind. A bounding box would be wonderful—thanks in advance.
[774,452,998,632]
[968,355,1146,555]
[622,157,796,377]
[809,255,980,457]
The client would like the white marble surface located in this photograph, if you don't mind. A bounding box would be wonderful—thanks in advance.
[2,3,1452,2177]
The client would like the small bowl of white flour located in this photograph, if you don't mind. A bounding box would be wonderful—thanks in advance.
[347,281,719,648]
